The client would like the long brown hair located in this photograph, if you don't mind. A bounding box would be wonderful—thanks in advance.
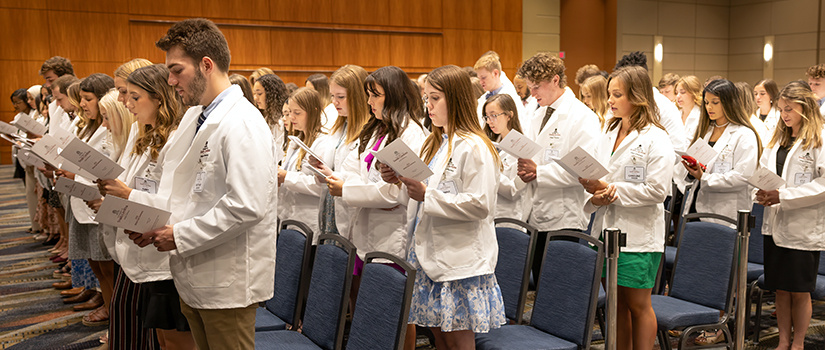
[128,64,182,161]
[606,66,665,133]
[329,65,369,144]
[289,88,325,170]
[77,73,114,140]
[358,66,424,154]
[694,79,762,159]
[421,65,500,168]
[769,80,823,150]
[482,94,522,141]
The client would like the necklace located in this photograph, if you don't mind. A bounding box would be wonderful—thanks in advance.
[713,121,729,128]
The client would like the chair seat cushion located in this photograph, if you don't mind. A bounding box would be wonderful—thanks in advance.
[255,307,287,332]
[651,295,720,330]
[747,263,764,282]
[665,246,676,269]
[757,274,766,289]
[255,329,320,350]
[475,325,577,350]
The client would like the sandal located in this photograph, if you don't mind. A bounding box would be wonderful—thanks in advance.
[668,330,682,337]
[694,330,725,345]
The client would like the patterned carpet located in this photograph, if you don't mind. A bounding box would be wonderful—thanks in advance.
[0,165,105,350]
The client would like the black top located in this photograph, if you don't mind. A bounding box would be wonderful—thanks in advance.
[760,114,768,122]
[776,137,796,176]
[708,141,716,148]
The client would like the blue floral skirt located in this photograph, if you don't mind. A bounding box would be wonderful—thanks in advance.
[407,241,507,333]
[70,259,100,289]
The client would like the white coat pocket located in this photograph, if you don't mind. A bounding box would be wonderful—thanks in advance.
[185,239,237,288]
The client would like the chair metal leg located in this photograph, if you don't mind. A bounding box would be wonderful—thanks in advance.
[752,288,764,344]
[657,329,671,350]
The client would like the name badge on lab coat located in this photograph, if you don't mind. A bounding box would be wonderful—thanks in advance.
[368,168,381,183]
[133,176,158,194]
[713,161,732,174]
[795,172,813,186]
[544,148,560,162]
[437,180,458,195]
[624,165,645,183]
[193,171,206,192]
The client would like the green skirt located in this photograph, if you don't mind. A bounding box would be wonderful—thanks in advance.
[601,251,662,289]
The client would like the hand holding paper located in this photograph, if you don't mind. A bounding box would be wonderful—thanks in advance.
[556,146,609,180]
[287,135,329,168]
[54,177,102,201]
[497,130,542,159]
[677,139,718,166]
[95,195,171,233]
[370,139,433,182]
[11,114,47,135]
[59,138,124,180]
[747,167,785,191]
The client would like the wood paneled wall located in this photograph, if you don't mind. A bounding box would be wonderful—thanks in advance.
[0,0,523,163]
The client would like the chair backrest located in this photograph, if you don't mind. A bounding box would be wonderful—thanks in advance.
[531,230,604,348]
[670,182,694,245]
[265,220,314,326]
[493,218,538,324]
[301,234,356,350]
[346,252,415,350]
[748,203,765,264]
[669,213,738,311]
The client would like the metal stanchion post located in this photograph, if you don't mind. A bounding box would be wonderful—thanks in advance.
[604,227,625,350]
[734,210,753,350]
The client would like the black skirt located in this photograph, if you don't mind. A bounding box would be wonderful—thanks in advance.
[763,235,820,293]
[139,280,191,331]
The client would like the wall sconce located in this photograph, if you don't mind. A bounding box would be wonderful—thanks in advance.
[763,43,773,62]
[655,43,663,62]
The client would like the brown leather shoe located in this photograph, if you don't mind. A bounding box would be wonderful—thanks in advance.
[73,292,103,311]
[64,289,96,304]
[60,287,85,296]
[52,280,73,290]
[82,305,110,326]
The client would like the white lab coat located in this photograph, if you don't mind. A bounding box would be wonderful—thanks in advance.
[322,103,338,133]
[131,86,278,309]
[69,126,108,224]
[320,124,359,237]
[522,96,540,124]
[759,131,825,250]
[279,134,333,242]
[47,101,72,137]
[402,133,499,282]
[495,148,529,221]
[271,120,286,165]
[585,125,674,253]
[341,122,426,260]
[654,88,687,155]
[519,88,601,231]
[757,107,781,142]
[750,115,771,145]
[819,103,825,119]
[682,105,701,146]
[110,125,176,283]
[678,124,759,226]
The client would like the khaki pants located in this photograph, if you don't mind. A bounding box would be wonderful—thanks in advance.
[179,299,257,350]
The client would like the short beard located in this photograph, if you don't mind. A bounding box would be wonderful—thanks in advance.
[184,69,207,106]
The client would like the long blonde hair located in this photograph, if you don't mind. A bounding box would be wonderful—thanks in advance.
[580,75,608,126]
[289,88,325,170]
[606,66,665,133]
[329,65,369,144]
[769,81,823,150]
[115,58,153,81]
[99,90,134,157]
[675,75,702,109]
[421,65,500,168]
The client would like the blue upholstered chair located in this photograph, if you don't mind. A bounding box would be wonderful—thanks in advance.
[346,252,415,350]
[255,220,314,332]
[475,230,604,350]
[255,234,356,350]
[663,183,694,282]
[652,213,739,350]
[493,218,538,324]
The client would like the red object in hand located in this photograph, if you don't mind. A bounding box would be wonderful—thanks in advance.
[681,155,706,171]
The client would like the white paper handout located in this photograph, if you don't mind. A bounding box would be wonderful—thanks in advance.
[51,127,76,148]
[287,135,329,168]
[0,121,18,135]
[54,176,102,202]
[677,138,718,166]
[497,130,542,159]
[17,149,46,168]
[30,135,97,179]
[555,146,609,180]
[370,139,433,182]
[95,195,171,233]
[746,167,786,191]
[11,114,47,135]
[59,138,124,180]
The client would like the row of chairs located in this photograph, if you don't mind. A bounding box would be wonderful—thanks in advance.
[254,220,414,350]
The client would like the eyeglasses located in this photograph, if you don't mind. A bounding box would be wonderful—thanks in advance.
[483,112,507,122]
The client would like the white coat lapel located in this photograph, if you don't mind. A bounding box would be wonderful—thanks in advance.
[426,136,454,191]
[782,140,804,179]
[705,124,737,172]
[606,128,641,174]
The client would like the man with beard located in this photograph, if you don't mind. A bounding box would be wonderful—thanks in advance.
[128,18,277,349]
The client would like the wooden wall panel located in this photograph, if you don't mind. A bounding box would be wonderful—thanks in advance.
[492,0,522,32]
[0,9,51,61]
[0,61,45,120]
[203,0,269,21]
[270,29,335,67]
[442,29,492,67]
[221,27,272,66]
[389,35,442,69]
[51,0,127,13]
[126,0,201,17]
[269,0,332,23]
[128,23,168,64]
[442,0,491,30]
[491,31,523,71]
[389,0,442,29]
[48,12,130,63]
[333,32,391,68]
[332,0,390,27]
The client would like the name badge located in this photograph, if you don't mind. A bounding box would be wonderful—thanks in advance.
[193,171,206,193]
[624,165,645,183]
[795,172,813,186]
[437,180,459,195]
[713,161,732,174]
[544,148,560,162]
[368,168,381,183]
[134,176,158,194]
